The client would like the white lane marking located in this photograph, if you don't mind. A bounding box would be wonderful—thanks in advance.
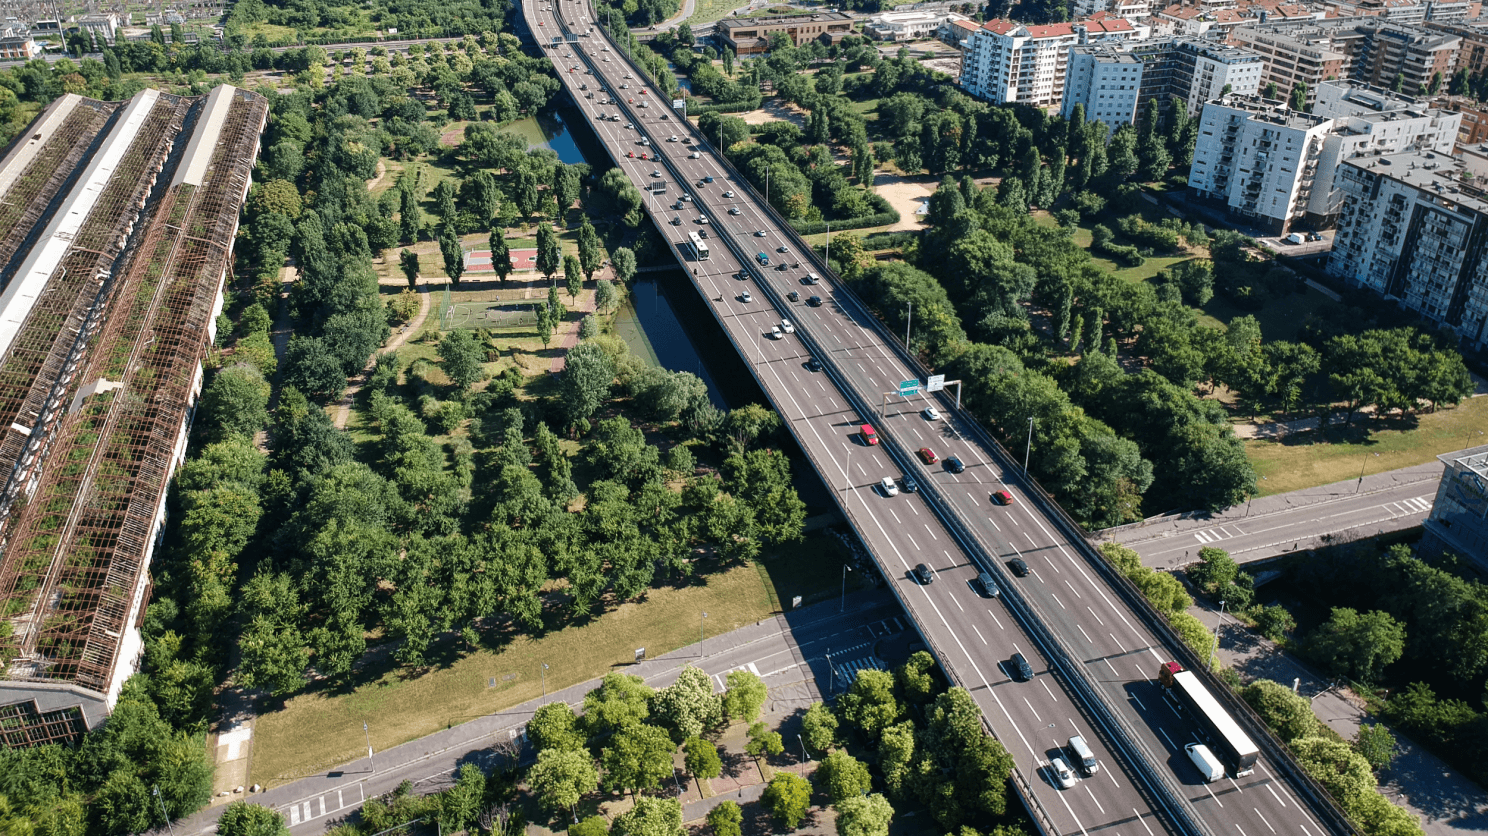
[972,624,989,645]
[1087,606,1105,626]
[1076,624,1094,645]
[1159,728,1177,751]
[1065,580,1083,599]
[968,494,979,507]
[923,524,937,541]
[1051,593,1066,610]
[951,594,964,612]
[987,609,1005,631]
[1203,782,1224,808]
[1130,693,1145,710]
[1135,809,1155,836]
[988,518,999,532]
[888,509,902,525]
[1083,784,1106,814]
[1264,783,1287,808]
[1039,678,1057,703]
[1229,777,1245,794]
[1254,809,1276,834]
[1023,697,1043,723]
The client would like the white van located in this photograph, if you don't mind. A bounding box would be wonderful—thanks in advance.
[805,272,821,285]
[1284,232,1305,245]
[1068,735,1098,775]
[1186,743,1225,783]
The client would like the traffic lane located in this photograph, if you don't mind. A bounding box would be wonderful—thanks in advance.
[545,27,1157,836]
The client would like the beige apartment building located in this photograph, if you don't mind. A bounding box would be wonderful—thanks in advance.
[716,12,854,55]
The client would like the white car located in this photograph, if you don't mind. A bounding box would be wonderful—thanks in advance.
[740,291,753,303]
[754,230,767,237]
[922,406,941,421]
[781,319,795,334]
[681,194,692,202]
[651,170,661,177]
[697,216,709,224]
[770,325,783,340]
[621,83,629,89]
[880,477,899,497]
[668,135,679,142]
[625,122,633,128]
[723,190,735,198]
[1049,757,1078,790]
[729,207,741,215]
[690,151,701,159]
[625,73,633,79]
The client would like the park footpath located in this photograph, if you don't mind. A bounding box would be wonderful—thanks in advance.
[1192,597,1488,836]
[164,591,906,835]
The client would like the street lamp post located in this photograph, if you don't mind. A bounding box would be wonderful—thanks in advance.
[1023,417,1035,474]
[824,221,830,268]
[840,565,852,612]
[153,786,175,836]
[905,300,912,351]
[1246,476,1267,516]
[826,648,835,693]
[1208,600,1227,669]
[541,663,549,704]
[701,611,708,645]
[765,166,770,209]
[364,721,375,771]
[1355,451,1380,493]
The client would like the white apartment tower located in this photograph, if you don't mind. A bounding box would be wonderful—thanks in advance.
[1188,96,1335,234]
[1328,151,1488,350]
[960,18,1137,106]
[1061,38,1264,132]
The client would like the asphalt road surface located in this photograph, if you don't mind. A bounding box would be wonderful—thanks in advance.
[530,5,1338,836]
[1111,462,1443,570]
[167,592,909,835]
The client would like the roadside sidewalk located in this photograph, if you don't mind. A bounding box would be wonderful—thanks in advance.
[1101,460,1443,548]
[1191,598,1488,836]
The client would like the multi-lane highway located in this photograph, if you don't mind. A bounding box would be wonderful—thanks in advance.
[522,6,1349,836]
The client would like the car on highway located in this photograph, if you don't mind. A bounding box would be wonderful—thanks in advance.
[806,357,822,372]
[804,272,821,285]
[639,153,648,160]
[1010,652,1034,681]
[681,194,692,202]
[881,477,900,497]
[756,252,770,265]
[992,490,1014,506]
[1007,558,1030,577]
[776,246,789,253]
[638,100,648,107]
[620,83,629,88]
[944,456,965,473]
[704,175,714,183]
[976,572,998,597]
[740,291,753,302]
[917,447,937,465]
[640,88,647,94]
[781,319,795,334]
[913,562,933,583]
[667,135,679,142]
[626,151,634,158]
[670,216,681,225]
[723,190,735,198]
[787,290,800,301]
[736,270,749,280]
[807,295,822,307]
[922,406,941,421]
[755,230,767,237]
[691,152,701,159]
[650,170,661,177]
[695,179,705,187]
[673,201,684,210]
[624,73,633,78]
[729,207,741,215]
[769,325,782,340]
[697,216,709,224]
[1048,756,1078,789]
[775,263,787,271]
[903,474,919,493]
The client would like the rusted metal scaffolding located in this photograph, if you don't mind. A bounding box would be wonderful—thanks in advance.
[0,698,85,747]
[0,97,184,543]
[0,88,267,695]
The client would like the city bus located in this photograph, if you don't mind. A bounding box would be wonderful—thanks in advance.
[686,230,709,261]
[1159,662,1259,776]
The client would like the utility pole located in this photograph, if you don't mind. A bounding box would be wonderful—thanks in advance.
[905,300,912,350]
[364,722,375,771]
[1024,417,1034,474]
[840,565,852,612]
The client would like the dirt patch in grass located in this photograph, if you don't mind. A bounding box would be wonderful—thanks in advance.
[251,562,782,786]
[1244,395,1488,496]
[872,174,936,233]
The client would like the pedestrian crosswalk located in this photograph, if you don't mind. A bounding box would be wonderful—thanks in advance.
[713,661,761,690]
[284,784,363,827]
[1192,525,1245,545]
[1384,495,1433,515]
[834,656,885,687]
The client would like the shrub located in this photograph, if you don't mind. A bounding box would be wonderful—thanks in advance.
[1240,679,1318,743]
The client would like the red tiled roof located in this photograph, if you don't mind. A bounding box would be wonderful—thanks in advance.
[980,17,1077,36]
[952,18,979,29]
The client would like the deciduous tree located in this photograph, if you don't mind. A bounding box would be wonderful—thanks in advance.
[762,772,812,829]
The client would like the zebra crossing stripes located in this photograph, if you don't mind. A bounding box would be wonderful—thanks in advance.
[1386,496,1433,515]
[713,661,761,690]
[1192,525,1244,545]
[284,784,363,827]
[835,656,885,687]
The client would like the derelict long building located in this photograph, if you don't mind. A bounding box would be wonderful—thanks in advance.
[0,85,267,746]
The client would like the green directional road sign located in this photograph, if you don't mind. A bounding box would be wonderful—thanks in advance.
[899,379,920,397]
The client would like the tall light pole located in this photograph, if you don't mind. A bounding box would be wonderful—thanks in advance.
[840,565,852,612]
[701,611,708,645]
[904,300,912,350]
[1024,417,1035,474]
[1208,600,1226,670]
[1246,476,1266,516]
[541,663,549,704]
[824,221,830,269]
[1355,451,1379,493]
[364,722,375,771]
[153,786,175,836]
[765,166,771,209]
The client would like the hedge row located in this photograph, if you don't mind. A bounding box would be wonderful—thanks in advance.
[790,193,900,236]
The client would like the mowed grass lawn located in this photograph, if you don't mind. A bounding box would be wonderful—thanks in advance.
[1246,395,1488,496]
[251,545,849,786]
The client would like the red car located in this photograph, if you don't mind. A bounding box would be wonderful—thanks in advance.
[626,151,634,158]
[640,88,647,94]
[917,447,937,465]
[992,490,1014,506]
